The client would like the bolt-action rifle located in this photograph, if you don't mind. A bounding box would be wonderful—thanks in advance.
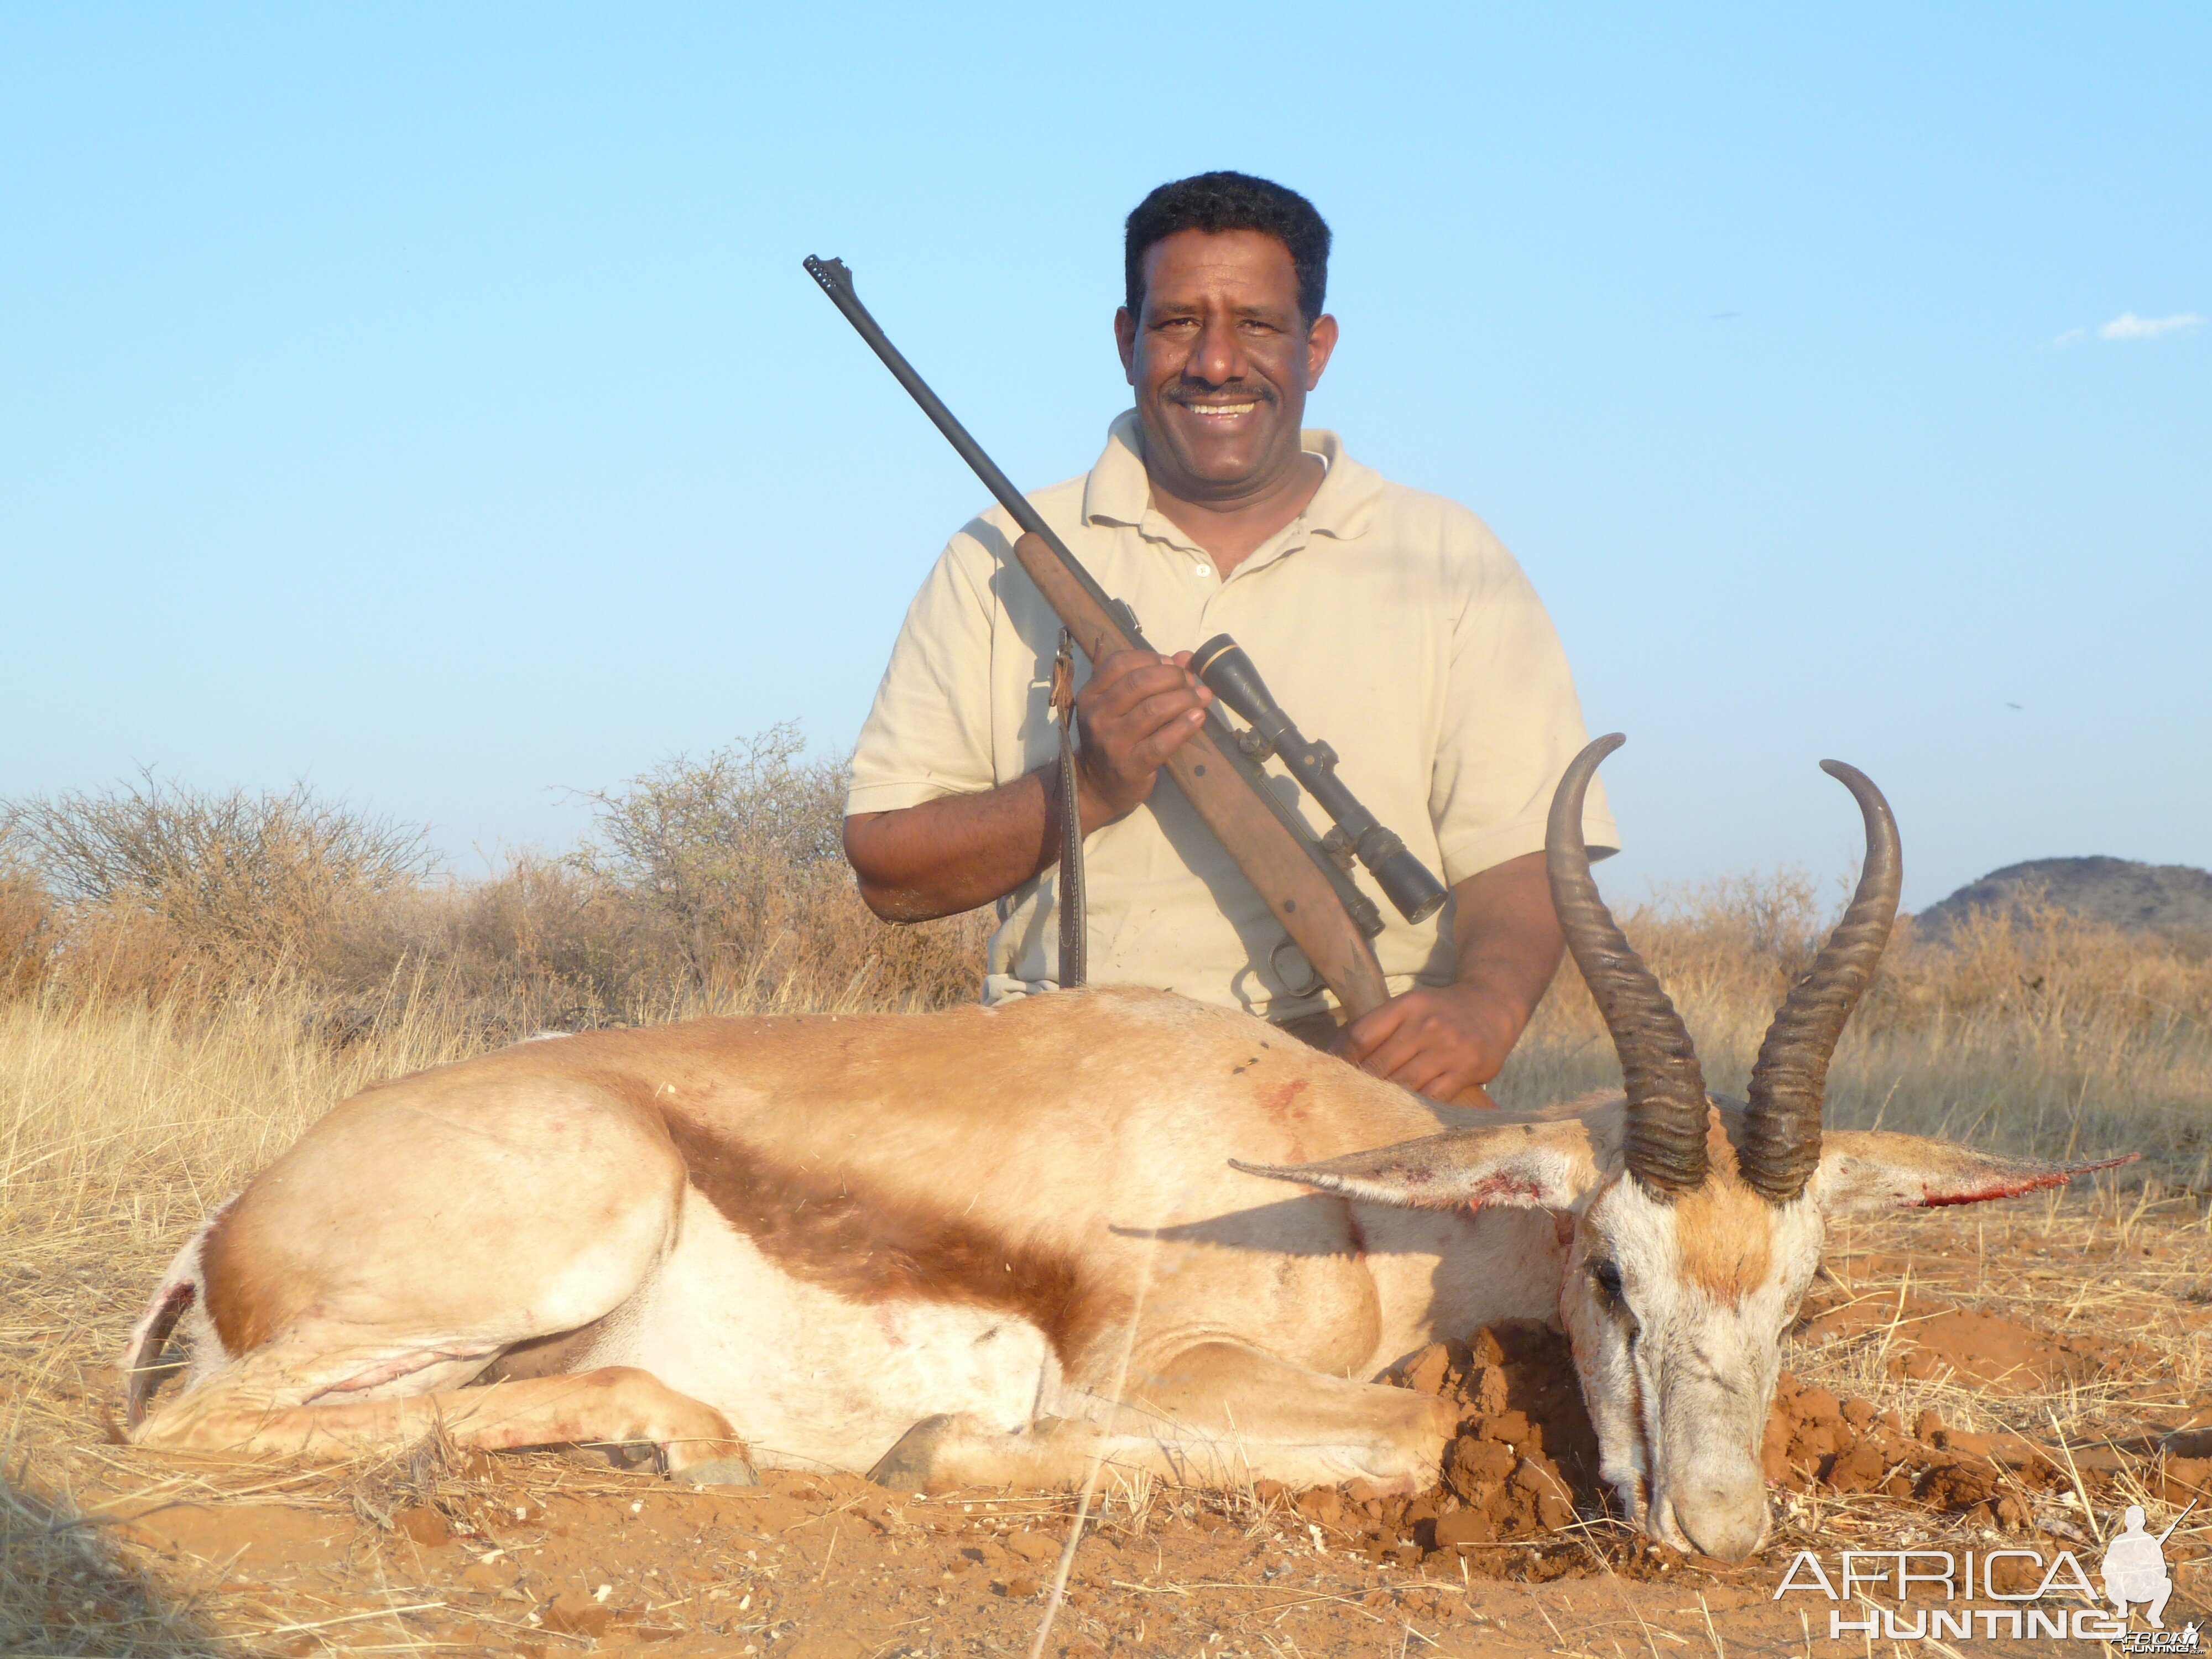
[805,255,1447,1019]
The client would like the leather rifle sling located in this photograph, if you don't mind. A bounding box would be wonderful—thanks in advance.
[1051,628,1086,988]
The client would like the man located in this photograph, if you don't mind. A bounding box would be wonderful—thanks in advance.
[843,172,1614,1103]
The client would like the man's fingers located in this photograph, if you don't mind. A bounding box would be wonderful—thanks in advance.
[1390,1053,1467,1099]
[1120,683,1207,730]
[1337,987,1511,1099]
[1082,653,1205,714]
[1125,705,1207,769]
[1072,651,1213,823]
[1088,677,1209,769]
[1335,1001,1411,1064]
[1357,1021,1448,1086]
[1342,990,1485,1094]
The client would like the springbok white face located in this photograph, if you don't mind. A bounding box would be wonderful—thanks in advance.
[1562,1159,1819,1557]
[1239,735,2128,1559]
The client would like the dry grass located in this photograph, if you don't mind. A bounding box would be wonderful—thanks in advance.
[1797,1182,2211,1444]
[1498,873,2212,1186]
[1754,1187,2212,1593]
[1,727,988,1036]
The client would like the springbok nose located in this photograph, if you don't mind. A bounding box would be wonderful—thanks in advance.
[1674,1483,1769,1562]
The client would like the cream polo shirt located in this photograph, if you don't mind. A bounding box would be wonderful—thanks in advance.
[847,411,1618,1019]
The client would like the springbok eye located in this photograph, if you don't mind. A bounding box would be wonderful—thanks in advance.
[1587,1258,1625,1311]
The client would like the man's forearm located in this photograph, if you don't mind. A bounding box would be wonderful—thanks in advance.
[843,768,1068,922]
[1448,850,1566,1046]
[845,648,1215,925]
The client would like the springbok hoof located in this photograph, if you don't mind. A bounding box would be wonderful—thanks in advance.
[674,1455,759,1487]
[869,1414,958,1493]
[566,1441,660,1471]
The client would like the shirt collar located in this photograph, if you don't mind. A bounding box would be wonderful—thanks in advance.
[1082,409,1385,542]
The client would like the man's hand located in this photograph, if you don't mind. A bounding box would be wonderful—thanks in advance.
[1072,648,1214,827]
[843,647,1216,922]
[1329,851,1567,1105]
[1333,984,1517,1103]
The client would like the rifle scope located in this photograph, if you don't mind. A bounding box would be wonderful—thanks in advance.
[1191,635,1450,926]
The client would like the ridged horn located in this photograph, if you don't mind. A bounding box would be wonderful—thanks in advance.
[1547,734,1708,1198]
[1740,761,1902,1205]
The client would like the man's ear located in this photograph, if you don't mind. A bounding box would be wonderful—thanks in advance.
[1232,1119,1600,1213]
[1303,312,1339,388]
[1810,1131,2137,1213]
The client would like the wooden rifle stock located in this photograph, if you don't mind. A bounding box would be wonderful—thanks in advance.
[804,253,1391,1018]
[1008,533,1391,1016]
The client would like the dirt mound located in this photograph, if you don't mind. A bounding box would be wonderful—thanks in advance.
[1233,1322,1617,1584]
[1765,1374,2038,1519]
[1377,1322,1599,1555]
[1342,1313,2183,1566]
[1765,1371,2212,1530]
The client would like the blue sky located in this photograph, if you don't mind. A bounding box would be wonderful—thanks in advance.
[3,5,2205,910]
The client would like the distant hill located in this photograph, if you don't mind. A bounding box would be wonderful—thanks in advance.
[1917,856,2212,944]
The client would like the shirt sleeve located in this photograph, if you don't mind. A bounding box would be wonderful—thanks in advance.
[1428,525,1619,884]
[846,526,1003,816]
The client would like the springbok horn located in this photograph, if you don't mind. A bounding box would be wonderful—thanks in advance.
[1739,761,1902,1206]
[1547,734,1709,1198]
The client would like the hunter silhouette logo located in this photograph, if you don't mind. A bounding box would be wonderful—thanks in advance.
[2105,1504,2182,1627]
[2107,1500,2201,1653]
[1773,1501,2198,1645]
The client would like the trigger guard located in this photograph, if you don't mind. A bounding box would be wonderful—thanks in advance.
[1269,937,1327,999]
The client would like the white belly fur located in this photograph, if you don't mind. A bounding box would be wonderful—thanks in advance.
[587,1188,1054,1472]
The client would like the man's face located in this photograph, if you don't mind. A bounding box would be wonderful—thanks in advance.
[1116,228,1338,504]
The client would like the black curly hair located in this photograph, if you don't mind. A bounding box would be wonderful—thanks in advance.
[1123,172,1331,324]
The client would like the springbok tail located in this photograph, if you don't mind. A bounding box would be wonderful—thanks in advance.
[122,1199,234,1428]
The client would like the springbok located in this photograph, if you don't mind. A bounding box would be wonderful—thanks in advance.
[123,738,2126,1560]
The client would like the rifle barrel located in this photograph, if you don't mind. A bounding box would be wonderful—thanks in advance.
[802,257,1137,648]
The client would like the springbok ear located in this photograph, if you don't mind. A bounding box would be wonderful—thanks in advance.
[1231,1119,1602,1213]
[1810,1131,2137,1213]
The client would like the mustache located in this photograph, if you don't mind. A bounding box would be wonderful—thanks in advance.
[1165,383,1276,408]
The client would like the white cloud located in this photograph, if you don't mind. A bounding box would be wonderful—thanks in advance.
[2049,327,2089,348]
[2096,311,2204,342]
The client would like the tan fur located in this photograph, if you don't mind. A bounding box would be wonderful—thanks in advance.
[131,988,1538,1490]
[1671,1114,1774,1305]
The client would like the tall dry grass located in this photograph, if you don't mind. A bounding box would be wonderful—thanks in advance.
[2,875,2203,1255]
[1,737,2205,1277]
[0,731,1000,1228]
[1495,871,2212,1187]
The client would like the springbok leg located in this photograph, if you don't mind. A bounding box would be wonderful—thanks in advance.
[131,1364,753,1479]
[872,1339,1457,1494]
[126,1079,761,1477]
